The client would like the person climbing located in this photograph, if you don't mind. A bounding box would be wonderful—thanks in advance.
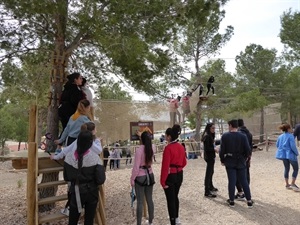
[206,76,215,96]
[199,84,204,97]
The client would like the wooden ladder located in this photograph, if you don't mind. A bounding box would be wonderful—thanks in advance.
[37,166,69,224]
[27,105,106,225]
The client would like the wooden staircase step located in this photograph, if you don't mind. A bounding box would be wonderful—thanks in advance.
[38,167,64,174]
[38,211,67,224]
[38,194,68,205]
[38,180,67,189]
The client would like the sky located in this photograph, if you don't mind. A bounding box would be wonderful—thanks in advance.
[218,0,300,72]
[131,0,300,100]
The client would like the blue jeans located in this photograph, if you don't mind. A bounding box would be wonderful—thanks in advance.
[225,166,251,201]
[282,159,299,179]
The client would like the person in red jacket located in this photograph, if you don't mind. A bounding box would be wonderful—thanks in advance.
[160,124,187,225]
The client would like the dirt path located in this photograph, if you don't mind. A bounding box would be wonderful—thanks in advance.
[1,146,300,225]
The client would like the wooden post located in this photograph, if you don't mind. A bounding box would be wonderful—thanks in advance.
[99,185,106,224]
[94,185,106,225]
[265,133,269,152]
[27,105,38,225]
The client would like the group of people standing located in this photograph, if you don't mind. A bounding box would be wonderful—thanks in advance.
[130,124,186,225]
[201,119,254,208]
[130,119,256,225]
[48,71,299,225]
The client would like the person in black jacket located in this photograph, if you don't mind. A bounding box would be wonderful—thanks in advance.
[206,76,215,95]
[201,123,218,198]
[235,119,253,200]
[58,72,86,131]
[219,120,253,208]
[64,130,105,225]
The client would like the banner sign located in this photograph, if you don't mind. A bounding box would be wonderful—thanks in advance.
[130,121,154,141]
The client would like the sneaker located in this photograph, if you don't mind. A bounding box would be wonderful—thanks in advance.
[55,149,62,155]
[235,193,245,201]
[175,218,181,224]
[205,192,217,198]
[291,184,300,192]
[247,200,254,208]
[226,199,235,207]
[286,184,293,190]
[60,208,69,216]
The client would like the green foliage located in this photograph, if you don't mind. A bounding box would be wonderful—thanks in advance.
[0,0,211,97]
[280,9,300,61]
[174,0,233,74]
[230,89,267,113]
[98,80,132,101]
[234,44,284,110]
[0,103,29,146]
[0,52,50,107]
[280,66,300,122]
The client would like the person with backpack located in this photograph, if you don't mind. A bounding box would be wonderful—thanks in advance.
[51,122,102,161]
[63,130,105,225]
[130,131,155,225]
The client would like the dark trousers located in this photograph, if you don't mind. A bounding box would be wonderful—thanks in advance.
[109,159,114,170]
[135,177,154,225]
[206,84,215,95]
[236,164,250,192]
[68,190,98,225]
[164,171,183,225]
[103,160,108,172]
[204,159,215,193]
[226,166,251,201]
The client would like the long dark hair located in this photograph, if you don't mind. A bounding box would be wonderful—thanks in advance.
[165,124,181,142]
[141,131,153,166]
[76,130,93,170]
[201,123,215,141]
[67,72,81,84]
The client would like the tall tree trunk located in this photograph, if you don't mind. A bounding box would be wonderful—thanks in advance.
[260,107,264,143]
[39,35,68,212]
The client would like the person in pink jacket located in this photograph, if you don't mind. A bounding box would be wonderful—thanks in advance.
[130,131,155,225]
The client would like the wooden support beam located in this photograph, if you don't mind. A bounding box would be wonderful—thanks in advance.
[27,105,37,225]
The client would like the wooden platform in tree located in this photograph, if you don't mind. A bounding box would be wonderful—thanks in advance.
[0,150,64,170]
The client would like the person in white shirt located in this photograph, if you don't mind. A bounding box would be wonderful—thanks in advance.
[51,122,102,161]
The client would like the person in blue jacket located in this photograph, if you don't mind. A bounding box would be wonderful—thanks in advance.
[276,123,299,192]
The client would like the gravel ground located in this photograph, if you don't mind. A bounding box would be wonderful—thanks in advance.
[1,146,300,225]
